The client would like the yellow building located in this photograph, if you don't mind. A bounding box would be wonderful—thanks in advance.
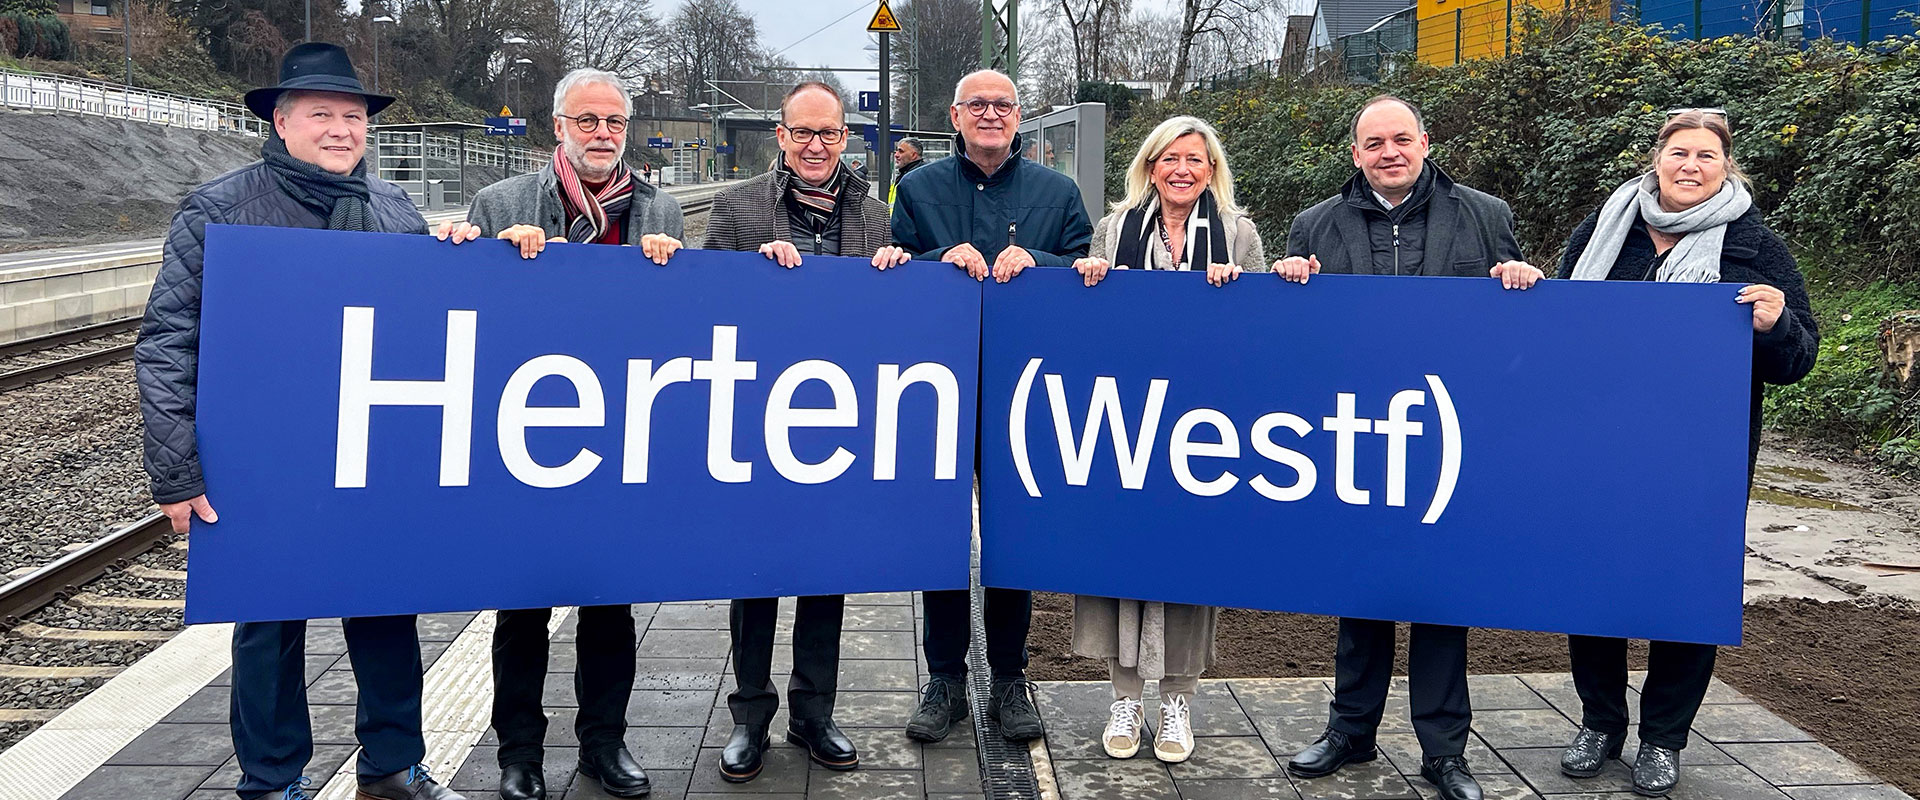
[1414,0,1611,64]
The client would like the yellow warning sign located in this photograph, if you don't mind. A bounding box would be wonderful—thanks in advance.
[499,105,513,116]
[866,0,901,32]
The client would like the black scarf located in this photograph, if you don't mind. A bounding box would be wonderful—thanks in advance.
[1115,188,1229,271]
[262,133,374,232]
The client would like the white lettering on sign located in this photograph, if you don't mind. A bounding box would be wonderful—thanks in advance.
[331,309,964,489]
[1005,357,1463,523]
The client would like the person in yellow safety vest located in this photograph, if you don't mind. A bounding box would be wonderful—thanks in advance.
[887,136,925,205]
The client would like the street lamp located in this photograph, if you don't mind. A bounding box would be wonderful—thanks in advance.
[510,57,533,113]
[371,16,395,94]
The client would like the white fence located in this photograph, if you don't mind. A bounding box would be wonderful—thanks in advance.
[0,67,270,136]
[0,66,551,206]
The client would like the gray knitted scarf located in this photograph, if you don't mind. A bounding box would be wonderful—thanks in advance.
[1569,172,1751,283]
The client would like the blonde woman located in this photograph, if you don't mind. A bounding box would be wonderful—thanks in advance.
[1068,116,1263,763]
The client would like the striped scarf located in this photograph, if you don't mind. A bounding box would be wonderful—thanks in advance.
[783,161,846,230]
[553,145,634,244]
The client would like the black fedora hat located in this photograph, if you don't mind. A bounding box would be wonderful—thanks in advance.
[244,42,396,121]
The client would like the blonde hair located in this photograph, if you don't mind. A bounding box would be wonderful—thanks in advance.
[1112,116,1243,216]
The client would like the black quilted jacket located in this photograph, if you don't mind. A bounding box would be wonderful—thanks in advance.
[1557,205,1820,472]
[135,160,427,504]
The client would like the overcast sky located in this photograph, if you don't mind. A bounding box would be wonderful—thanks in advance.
[352,0,1313,90]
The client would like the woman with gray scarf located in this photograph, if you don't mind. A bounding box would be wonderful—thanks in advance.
[1555,110,1819,797]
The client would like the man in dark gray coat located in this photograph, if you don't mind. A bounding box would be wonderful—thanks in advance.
[700,80,907,786]
[1274,95,1544,800]
[437,67,681,800]
[135,43,464,800]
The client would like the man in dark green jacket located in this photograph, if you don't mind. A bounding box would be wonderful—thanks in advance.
[890,70,1092,284]
[894,70,1091,749]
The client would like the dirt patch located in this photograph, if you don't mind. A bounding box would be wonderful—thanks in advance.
[1030,594,1920,794]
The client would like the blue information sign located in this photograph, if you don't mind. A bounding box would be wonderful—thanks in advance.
[858,91,880,112]
[978,270,1754,645]
[190,227,980,623]
[483,116,527,136]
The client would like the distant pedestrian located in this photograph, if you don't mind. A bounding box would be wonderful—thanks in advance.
[887,136,925,205]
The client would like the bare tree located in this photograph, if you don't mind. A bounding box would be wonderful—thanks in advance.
[1055,0,1130,83]
[557,0,664,80]
[886,0,981,129]
[661,0,764,111]
[1168,0,1276,96]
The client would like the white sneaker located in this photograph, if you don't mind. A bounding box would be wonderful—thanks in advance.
[1102,698,1145,758]
[1154,695,1195,763]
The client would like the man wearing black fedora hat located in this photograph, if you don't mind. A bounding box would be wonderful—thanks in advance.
[135,42,467,800]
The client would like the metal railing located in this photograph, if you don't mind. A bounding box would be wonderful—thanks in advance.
[0,67,269,136]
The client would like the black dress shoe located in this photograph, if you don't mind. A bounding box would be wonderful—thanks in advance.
[787,716,859,770]
[720,724,771,783]
[1421,755,1484,800]
[498,763,545,800]
[1560,727,1627,778]
[579,746,651,797]
[1631,742,1680,796]
[1286,728,1377,778]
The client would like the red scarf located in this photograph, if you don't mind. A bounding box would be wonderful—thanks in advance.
[553,145,634,244]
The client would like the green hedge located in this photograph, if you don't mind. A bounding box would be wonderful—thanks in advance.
[1108,18,1920,466]
[0,11,68,60]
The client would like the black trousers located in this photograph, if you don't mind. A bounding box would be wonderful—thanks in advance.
[923,587,1031,681]
[1328,618,1471,758]
[231,617,424,799]
[1568,635,1716,750]
[729,595,844,726]
[491,604,637,766]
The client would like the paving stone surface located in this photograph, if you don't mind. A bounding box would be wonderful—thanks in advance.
[1032,676,1913,800]
[49,606,1918,800]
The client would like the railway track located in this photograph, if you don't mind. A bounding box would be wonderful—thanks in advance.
[0,340,137,392]
[0,193,720,394]
[0,515,174,628]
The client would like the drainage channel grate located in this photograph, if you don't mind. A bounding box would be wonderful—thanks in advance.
[968,581,1043,799]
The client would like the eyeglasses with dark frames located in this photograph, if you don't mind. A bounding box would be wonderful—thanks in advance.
[556,113,628,133]
[780,124,847,144]
[955,99,1019,118]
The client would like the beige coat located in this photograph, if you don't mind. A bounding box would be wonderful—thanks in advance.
[1068,203,1259,681]
[1085,205,1268,272]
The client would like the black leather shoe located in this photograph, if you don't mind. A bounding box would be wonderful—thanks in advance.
[356,766,466,800]
[787,716,860,770]
[1631,742,1680,796]
[579,746,651,797]
[988,679,1044,741]
[1560,727,1627,778]
[905,678,968,742]
[497,763,545,800]
[1421,755,1484,800]
[720,724,770,784]
[1286,728,1377,778]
